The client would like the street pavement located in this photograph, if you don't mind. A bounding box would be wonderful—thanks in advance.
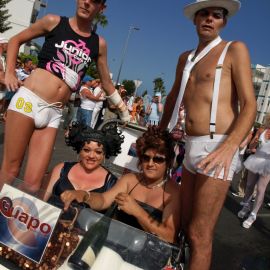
[0,121,269,270]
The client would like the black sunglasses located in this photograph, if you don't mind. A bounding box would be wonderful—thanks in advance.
[142,154,166,164]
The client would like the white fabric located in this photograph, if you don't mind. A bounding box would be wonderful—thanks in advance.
[80,86,96,110]
[8,86,63,128]
[169,36,222,131]
[0,55,6,72]
[93,86,104,110]
[91,247,143,270]
[63,66,79,91]
[209,41,232,135]
[244,130,270,176]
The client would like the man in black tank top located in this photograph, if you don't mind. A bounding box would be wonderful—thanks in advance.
[1,0,129,194]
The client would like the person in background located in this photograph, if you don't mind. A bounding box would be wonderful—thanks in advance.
[91,79,105,128]
[16,58,33,81]
[1,0,129,193]
[238,114,270,229]
[230,128,254,197]
[45,122,123,207]
[130,96,143,124]
[77,76,103,127]
[146,92,163,126]
[159,1,256,269]
[0,37,8,119]
[60,126,181,244]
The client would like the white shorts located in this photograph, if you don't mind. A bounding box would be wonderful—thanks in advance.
[183,135,240,181]
[8,86,63,129]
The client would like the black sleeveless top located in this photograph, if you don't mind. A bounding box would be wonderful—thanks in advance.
[38,16,99,92]
[48,162,117,208]
[115,180,165,230]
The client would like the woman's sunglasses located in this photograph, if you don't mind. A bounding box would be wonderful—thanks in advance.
[142,154,166,164]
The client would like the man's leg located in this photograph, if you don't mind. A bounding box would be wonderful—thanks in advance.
[181,167,196,231]
[188,174,230,270]
[1,110,34,182]
[23,127,58,192]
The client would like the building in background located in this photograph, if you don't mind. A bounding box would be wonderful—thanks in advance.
[254,65,270,124]
[4,0,46,53]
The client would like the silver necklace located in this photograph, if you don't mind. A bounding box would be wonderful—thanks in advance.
[141,176,167,189]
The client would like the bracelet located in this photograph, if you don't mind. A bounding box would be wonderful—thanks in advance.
[83,191,90,203]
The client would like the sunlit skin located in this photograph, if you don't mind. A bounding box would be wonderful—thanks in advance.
[140,148,167,185]
[1,0,113,193]
[194,8,227,44]
[75,0,106,27]
[79,141,104,172]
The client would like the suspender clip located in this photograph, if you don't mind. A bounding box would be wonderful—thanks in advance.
[216,64,223,69]
[209,123,215,139]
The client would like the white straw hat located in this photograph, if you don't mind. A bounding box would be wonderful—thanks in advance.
[184,0,241,20]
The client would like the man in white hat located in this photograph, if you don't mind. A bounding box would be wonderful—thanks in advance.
[160,1,256,269]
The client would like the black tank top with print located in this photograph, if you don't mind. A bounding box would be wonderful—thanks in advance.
[38,16,99,92]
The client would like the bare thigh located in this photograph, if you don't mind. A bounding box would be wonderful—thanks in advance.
[1,110,34,177]
[190,174,230,238]
[23,127,58,191]
[181,166,230,235]
[181,166,196,231]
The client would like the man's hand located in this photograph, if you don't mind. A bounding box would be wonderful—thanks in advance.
[115,192,142,216]
[196,141,238,180]
[5,73,22,91]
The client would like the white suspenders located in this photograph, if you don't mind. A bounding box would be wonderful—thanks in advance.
[168,37,233,139]
[209,41,232,138]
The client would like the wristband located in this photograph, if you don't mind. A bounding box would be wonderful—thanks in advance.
[107,90,130,122]
[83,191,90,203]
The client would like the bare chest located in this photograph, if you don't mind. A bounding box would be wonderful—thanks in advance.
[184,54,232,103]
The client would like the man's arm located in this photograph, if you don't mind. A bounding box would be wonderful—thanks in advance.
[197,41,257,180]
[97,36,129,121]
[159,53,188,130]
[5,14,60,91]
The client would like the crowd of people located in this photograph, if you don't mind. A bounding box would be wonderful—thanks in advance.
[0,0,269,270]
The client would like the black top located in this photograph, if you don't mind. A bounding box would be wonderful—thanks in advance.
[38,16,99,92]
[115,180,165,230]
[48,161,117,208]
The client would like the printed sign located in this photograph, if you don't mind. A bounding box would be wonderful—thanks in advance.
[0,184,62,263]
[109,128,140,173]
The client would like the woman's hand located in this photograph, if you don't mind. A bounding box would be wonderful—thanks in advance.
[60,190,88,211]
[5,72,22,91]
[115,192,142,217]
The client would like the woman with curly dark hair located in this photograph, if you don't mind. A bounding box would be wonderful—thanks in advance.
[61,126,181,243]
[44,122,124,205]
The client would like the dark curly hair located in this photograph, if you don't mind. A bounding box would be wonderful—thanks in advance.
[136,126,175,169]
[65,122,124,159]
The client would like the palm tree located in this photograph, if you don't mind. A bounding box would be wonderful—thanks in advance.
[92,13,108,32]
[153,77,166,96]
[0,0,11,33]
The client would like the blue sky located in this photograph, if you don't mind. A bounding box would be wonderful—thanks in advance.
[38,0,270,96]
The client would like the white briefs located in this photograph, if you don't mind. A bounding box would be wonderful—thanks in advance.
[8,86,63,129]
[183,135,240,181]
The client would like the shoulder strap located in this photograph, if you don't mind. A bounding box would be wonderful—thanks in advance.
[209,41,233,138]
